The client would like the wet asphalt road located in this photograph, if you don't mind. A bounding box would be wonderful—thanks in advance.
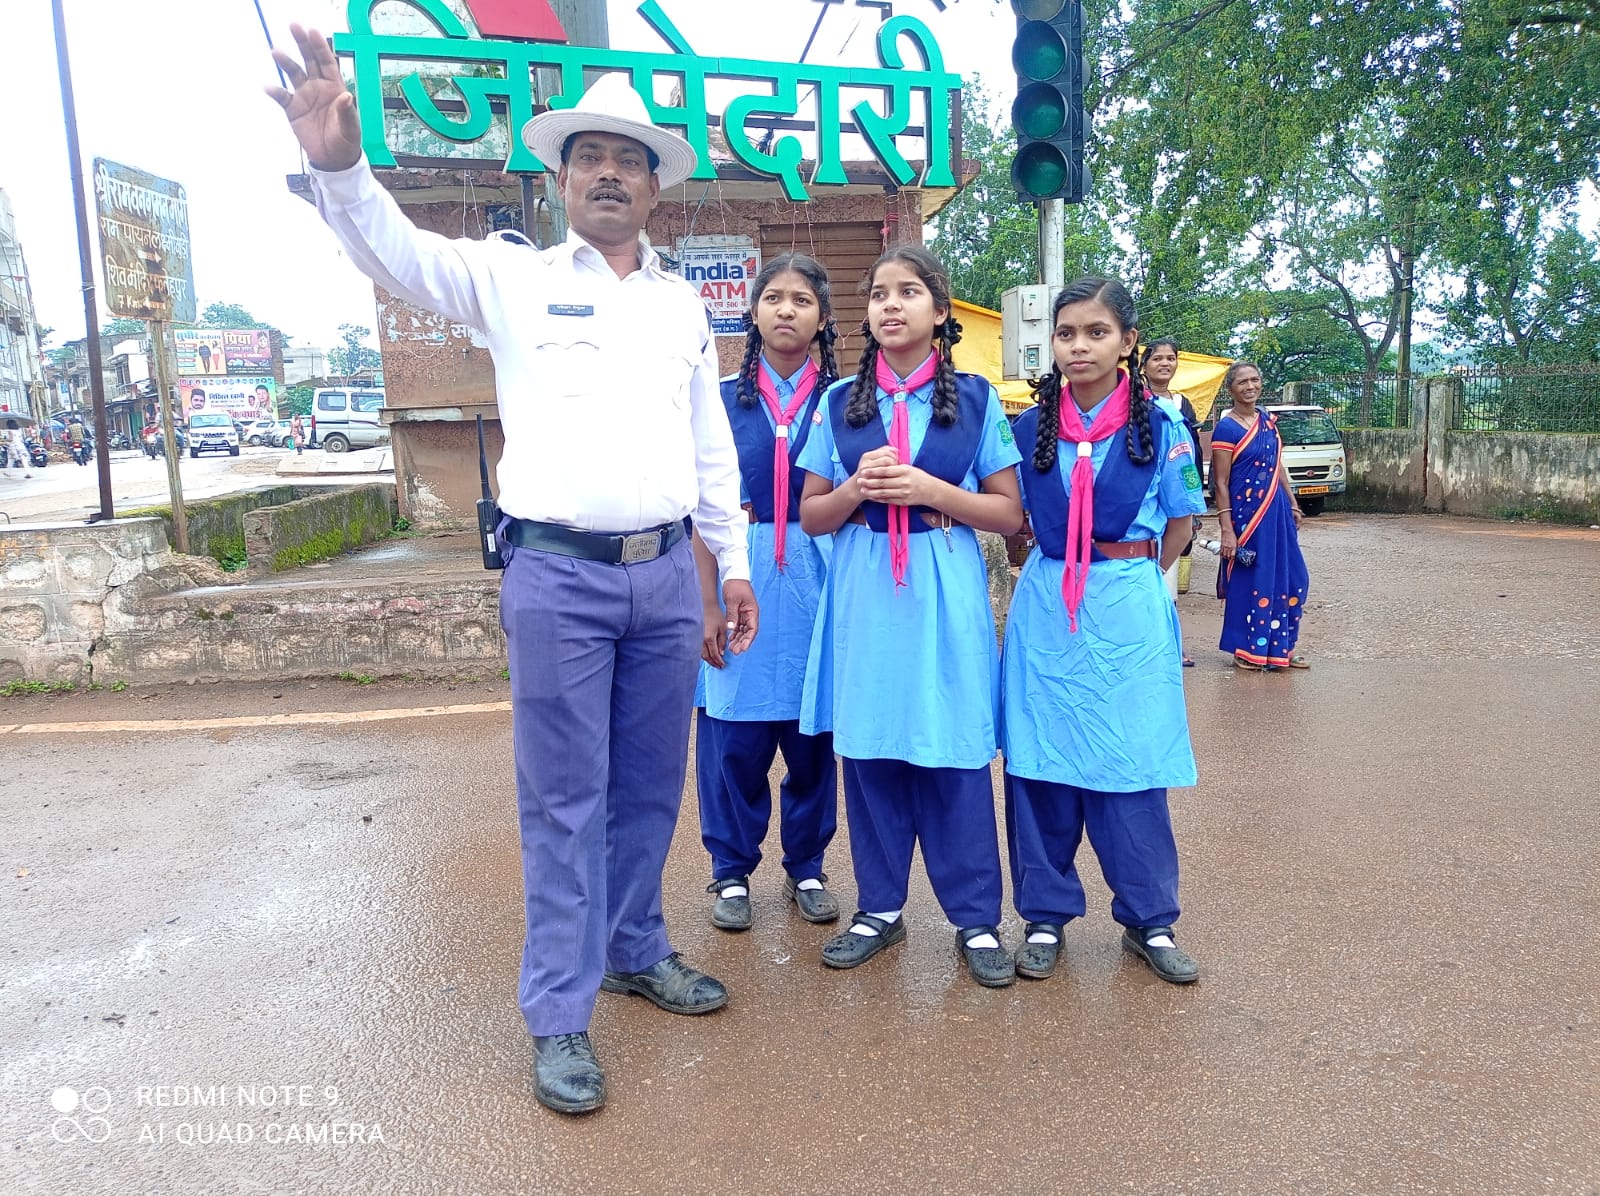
[3,513,1598,1195]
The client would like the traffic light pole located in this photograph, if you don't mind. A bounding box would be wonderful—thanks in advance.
[1040,198,1065,292]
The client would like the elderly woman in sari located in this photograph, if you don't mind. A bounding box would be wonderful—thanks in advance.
[1210,361,1311,671]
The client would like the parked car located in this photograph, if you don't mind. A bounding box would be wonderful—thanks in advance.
[1264,404,1346,515]
[243,418,278,446]
[310,387,388,453]
[186,411,241,458]
[270,419,296,447]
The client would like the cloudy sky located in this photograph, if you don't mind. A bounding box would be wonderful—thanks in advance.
[1,0,1019,354]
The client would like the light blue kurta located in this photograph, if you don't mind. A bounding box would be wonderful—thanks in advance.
[1002,399,1207,791]
[796,375,1021,769]
[700,365,831,721]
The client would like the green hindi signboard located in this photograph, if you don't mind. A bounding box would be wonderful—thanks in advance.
[332,0,960,202]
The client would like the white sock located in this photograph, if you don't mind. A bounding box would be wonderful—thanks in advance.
[795,877,824,891]
[850,909,901,937]
[1144,933,1175,949]
[1026,929,1059,945]
[717,885,748,899]
[963,932,1000,950]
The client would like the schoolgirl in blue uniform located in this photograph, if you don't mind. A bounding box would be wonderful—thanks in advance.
[1002,277,1208,985]
[796,246,1024,988]
[692,254,843,932]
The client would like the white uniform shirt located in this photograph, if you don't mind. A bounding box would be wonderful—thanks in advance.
[310,160,749,582]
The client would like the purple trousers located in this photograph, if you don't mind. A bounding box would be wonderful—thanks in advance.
[499,538,701,1037]
[842,757,1003,929]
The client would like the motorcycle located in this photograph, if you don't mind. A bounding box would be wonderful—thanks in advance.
[24,435,49,469]
[141,427,162,459]
[69,436,93,466]
[110,432,131,451]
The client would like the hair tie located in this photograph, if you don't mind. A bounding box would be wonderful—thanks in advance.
[822,319,839,346]
[944,317,963,348]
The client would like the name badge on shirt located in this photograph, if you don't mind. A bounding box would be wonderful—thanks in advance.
[547,303,594,317]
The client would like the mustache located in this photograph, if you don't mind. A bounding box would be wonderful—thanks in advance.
[588,185,628,202]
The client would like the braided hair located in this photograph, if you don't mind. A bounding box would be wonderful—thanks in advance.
[844,246,963,429]
[1029,276,1155,473]
[734,254,840,407]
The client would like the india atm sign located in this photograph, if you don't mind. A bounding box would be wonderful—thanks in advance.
[680,246,760,336]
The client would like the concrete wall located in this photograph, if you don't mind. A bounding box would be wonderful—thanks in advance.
[1342,428,1426,512]
[1439,432,1600,522]
[1332,376,1599,523]
[242,485,397,573]
[125,486,302,567]
[0,518,221,684]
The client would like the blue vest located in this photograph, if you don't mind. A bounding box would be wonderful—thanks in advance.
[1014,404,1160,560]
[831,371,990,533]
[722,375,820,524]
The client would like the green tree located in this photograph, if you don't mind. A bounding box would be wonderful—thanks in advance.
[101,317,144,338]
[279,384,313,418]
[199,302,271,330]
[327,324,382,378]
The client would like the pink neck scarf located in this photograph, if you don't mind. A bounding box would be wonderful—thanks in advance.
[1056,371,1132,631]
[756,357,819,569]
[874,351,940,586]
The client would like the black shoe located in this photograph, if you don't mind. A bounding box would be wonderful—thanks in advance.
[821,912,906,968]
[600,953,728,1014]
[531,1032,605,1114]
[1015,921,1064,980]
[707,876,751,932]
[1121,925,1200,984]
[957,926,1016,988]
[784,873,841,923]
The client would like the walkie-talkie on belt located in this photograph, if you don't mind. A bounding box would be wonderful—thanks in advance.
[476,414,505,570]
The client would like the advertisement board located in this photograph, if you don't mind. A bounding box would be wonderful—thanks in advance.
[175,330,226,376]
[679,244,760,336]
[180,377,277,423]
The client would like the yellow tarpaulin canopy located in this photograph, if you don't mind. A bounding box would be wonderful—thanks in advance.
[950,298,1234,417]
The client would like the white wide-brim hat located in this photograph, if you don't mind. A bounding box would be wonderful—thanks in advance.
[521,73,698,190]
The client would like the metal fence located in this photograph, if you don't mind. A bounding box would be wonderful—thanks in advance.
[1454,363,1600,433]
[1294,374,1413,429]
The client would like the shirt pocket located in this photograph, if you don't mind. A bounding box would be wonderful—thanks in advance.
[529,326,604,397]
[656,348,698,414]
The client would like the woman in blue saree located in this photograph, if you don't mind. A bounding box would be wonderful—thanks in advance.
[1210,361,1311,670]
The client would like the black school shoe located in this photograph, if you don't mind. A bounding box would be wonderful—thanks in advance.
[784,874,841,923]
[531,1032,605,1115]
[707,876,752,931]
[957,926,1016,988]
[1015,922,1065,980]
[821,912,906,968]
[1121,925,1200,984]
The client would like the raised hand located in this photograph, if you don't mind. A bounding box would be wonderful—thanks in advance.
[266,24,363,172]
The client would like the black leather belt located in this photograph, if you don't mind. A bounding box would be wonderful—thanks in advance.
[502,516,689,564]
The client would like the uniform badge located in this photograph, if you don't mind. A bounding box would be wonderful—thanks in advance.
[1181,463,1202,491]
[997,418,1015,447]
[1168,440,1193,460]
[812,410,824,425]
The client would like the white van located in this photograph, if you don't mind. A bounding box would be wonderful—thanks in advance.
[1264,405,1347,515]
[310,387,389,453]
[186,411,241,458]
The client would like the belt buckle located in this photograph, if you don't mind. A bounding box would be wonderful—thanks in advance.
[619,530,660,564]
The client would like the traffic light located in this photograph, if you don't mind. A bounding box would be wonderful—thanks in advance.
[1010,0,1090,203]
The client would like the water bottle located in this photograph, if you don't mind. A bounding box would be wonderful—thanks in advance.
[1197,539,1256,567]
